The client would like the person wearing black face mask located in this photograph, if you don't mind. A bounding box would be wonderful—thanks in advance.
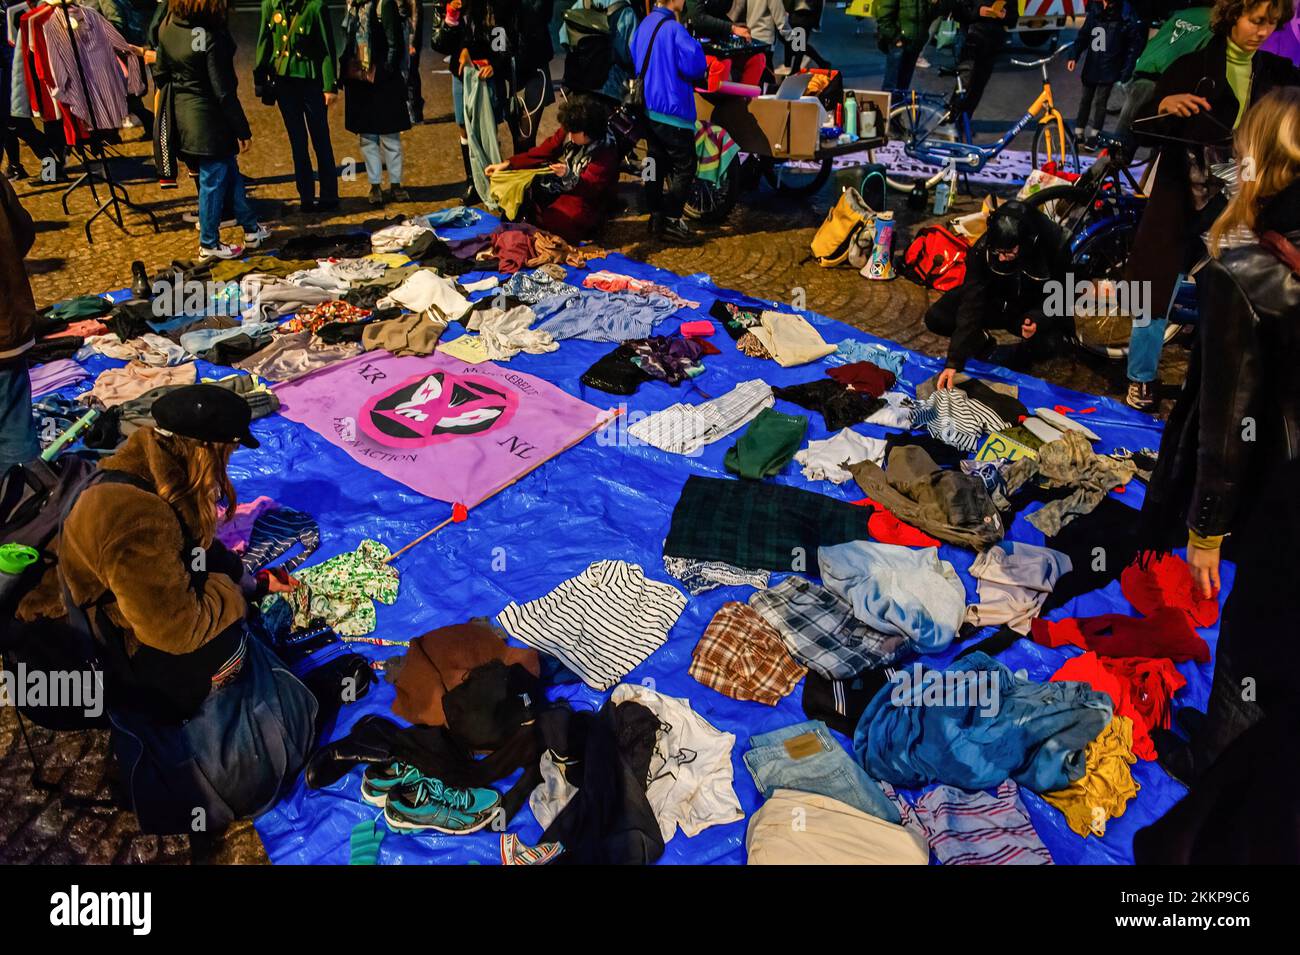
[923,200,1070,388]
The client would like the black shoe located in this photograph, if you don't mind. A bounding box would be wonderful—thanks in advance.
[303,714,401,790]
[659,217,702,245]
[316,197,340,213]
[460,182,479,205]
[388,185,411,203]
[5,163,28,182]
[368,184,385,206]
[647,212,666,236]
[298,198,319,214]
[130,260,151,301]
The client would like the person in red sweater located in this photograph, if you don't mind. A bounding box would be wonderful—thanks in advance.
[484,95,621,244]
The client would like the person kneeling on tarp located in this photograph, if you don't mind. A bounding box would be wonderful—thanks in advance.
[15,385,318,837]
[924,199,1070,388]
[483,95,621,244]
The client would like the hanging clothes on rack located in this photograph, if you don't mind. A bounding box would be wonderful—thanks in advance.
[19,0,143,142]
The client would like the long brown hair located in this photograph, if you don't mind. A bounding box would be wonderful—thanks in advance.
[1208,87,1300,255]
[153,432,238,547]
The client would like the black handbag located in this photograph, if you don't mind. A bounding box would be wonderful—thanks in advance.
[624,12,671,113]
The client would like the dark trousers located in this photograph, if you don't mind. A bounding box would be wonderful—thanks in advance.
[275,76,337,203]
[3,117,53,169]
[951,39,1001,121]
[1076,82,1114,132]
[783,11,832,71]
[924,287,1057,365]
[644,119,696,220]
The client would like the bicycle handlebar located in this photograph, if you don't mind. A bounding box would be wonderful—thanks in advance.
[1010,42,1073,68]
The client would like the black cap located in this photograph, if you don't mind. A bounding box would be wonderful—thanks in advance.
[151,384,260,449]
[987,200,1029,254]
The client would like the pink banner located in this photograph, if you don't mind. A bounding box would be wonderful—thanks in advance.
[274,351,608,504]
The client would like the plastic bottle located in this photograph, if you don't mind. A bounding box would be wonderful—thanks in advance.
[933,177,950,216]
[844,92,858,140]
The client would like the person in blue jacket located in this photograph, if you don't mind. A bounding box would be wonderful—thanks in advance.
[631,0,708,245]
[1066,0,1145,148]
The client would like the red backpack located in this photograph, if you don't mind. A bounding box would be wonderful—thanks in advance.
[899,226,970,291]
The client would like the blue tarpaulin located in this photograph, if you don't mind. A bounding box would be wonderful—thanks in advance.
[56,213,1213,864]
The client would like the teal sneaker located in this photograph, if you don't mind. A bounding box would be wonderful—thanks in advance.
[361,762,423,807]
[383,775,502,834]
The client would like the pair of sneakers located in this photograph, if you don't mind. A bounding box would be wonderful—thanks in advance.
[200,224,272,261]
[362,761,501,835]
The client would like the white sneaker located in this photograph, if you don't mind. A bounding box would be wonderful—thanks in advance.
[199,242,243,260]
[773,64,793,77]
[243,225,271,248]
[915,56,931,69]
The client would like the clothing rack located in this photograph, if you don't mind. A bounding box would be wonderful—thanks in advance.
[53,0,158,243]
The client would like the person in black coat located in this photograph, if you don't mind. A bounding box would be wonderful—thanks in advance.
[341,0,412,205]
[1120,0,1299,412]
[1138,88,1300,802]
[947,0,1017,123]
[1066,0,1145,146]
[152,0,269,258]
[924,200,1071,382]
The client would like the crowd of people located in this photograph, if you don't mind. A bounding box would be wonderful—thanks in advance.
[0,0,1299,864]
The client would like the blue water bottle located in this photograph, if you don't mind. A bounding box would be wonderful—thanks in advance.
[933,178,950,216]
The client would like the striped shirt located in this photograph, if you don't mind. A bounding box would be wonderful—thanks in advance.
[909,388,1011,453]
[629,379,773,456]
[42,6,143,132]
[892,780,1054,866]
[496,561,687,691]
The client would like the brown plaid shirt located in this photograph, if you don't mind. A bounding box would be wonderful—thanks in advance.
[690,602,807,706]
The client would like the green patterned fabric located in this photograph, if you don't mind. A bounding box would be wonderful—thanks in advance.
[263,538,400,636]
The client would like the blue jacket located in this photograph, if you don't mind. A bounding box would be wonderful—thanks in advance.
[1069,1,1145,85]
[631,7,707,126]
[853,652,1114,793]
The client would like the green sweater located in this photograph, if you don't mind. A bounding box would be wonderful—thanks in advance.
[1225,38,1254,128]
[255,0,339,92]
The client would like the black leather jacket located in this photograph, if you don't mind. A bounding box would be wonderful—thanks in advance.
[1187,181,1300,537]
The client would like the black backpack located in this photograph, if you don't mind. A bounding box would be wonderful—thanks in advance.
[561,0,632,94]
[0,454,153,728]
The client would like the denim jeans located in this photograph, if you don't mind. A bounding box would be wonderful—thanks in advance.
[197,155,258,249]
[883,43,922,91]
[359,133,403,185]
[1126,316,1168,383]
[743,719,900,823]
[0,358,39,470]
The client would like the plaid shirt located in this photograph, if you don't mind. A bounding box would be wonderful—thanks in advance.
[690,602,807,706]
[749,576,908,679]
[663,476,872,571]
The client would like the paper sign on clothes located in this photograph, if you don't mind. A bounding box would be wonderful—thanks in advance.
[274,351,608,504]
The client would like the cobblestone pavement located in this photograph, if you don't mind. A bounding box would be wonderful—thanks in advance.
[2,10,1186,865]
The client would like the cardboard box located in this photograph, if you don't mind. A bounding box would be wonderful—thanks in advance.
[695,78,825,160]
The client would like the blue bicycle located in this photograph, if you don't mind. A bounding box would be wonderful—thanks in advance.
[883,43,1081,199]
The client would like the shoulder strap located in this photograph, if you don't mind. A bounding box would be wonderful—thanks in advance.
[1260,230,1300,274]
[639,10,670,77]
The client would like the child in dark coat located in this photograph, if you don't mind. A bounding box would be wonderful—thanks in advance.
[1067,0,1145,147]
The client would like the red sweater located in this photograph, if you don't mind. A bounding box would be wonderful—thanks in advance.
[507,127,620,244]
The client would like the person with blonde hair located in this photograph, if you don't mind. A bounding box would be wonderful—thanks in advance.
[1140,86,1300,789]
[15,385,317,836]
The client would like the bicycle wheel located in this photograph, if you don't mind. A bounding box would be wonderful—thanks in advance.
[760,156,834,196]
[886,100,956,191]
[1021,184,1096,235]
[1031,122,1080,176]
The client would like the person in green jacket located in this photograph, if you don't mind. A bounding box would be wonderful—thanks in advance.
[254,0,340,212]
[877,0,936,90]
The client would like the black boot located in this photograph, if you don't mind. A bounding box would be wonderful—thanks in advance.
[459,140,478,205]
[130,260,151,301]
